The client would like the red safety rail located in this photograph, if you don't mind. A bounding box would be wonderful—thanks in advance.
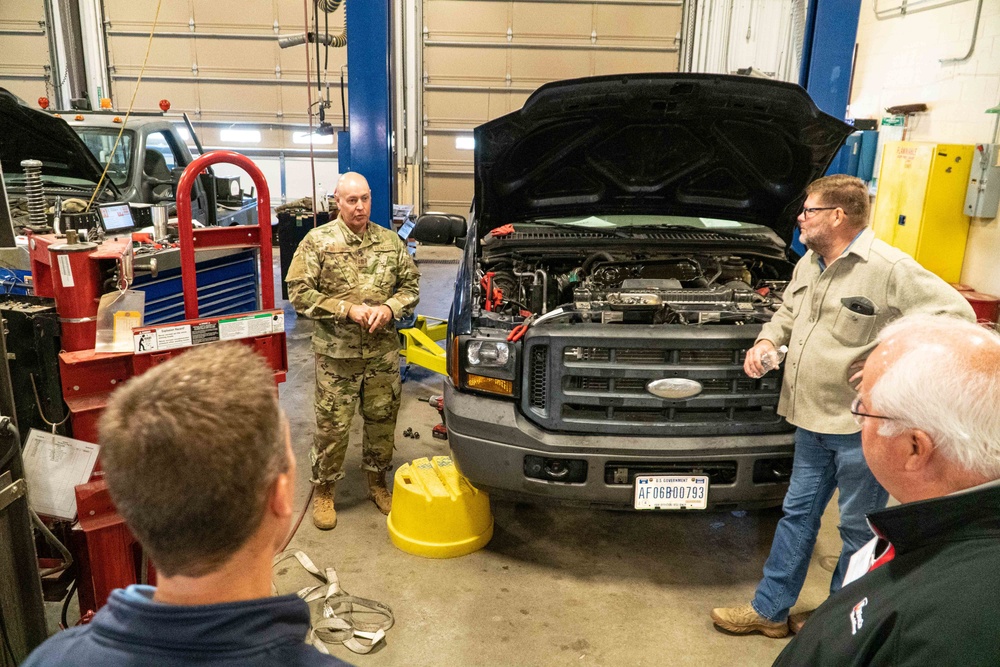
[175,151,273,319]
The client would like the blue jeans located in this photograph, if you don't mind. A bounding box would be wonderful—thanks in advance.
[751,428,889,622]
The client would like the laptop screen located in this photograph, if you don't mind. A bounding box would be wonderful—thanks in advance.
[98,203,136,234]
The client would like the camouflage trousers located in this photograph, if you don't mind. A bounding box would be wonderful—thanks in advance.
[310,350,401,484]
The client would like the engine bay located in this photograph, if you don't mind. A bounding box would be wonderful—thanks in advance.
[475,246,793,327]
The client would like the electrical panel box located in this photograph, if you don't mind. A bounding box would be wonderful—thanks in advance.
[871,142,974,283]
[964,143,1000,219]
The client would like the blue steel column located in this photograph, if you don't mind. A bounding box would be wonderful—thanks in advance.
[800,0,862,174]
[791,0,862,255]
[347,0,394,228]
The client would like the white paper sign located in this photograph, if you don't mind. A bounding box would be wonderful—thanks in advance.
[21,429,100,520]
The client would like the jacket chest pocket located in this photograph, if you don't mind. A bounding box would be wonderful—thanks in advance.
[367,248,394,290]
[786,283,809,314]
[831,304,877,347]
[321,249,359,289]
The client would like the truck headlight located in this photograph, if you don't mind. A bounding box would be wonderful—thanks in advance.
[467,340,509,367]
[460,337,517,398]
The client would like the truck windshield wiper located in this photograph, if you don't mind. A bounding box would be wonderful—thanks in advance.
[610,224,764,240]
[530,221,620,236]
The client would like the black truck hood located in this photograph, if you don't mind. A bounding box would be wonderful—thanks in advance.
[0,88,119,196]
[474,74,852,242]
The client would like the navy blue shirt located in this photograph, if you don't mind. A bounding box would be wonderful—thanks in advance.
[24,586,354,666]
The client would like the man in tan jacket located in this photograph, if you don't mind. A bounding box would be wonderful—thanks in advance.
[711,175,975,638]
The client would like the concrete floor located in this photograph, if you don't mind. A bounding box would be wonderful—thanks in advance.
[272,245,848,667]
[43,244,847,666]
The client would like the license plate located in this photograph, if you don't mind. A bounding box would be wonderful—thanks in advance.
[633,475,709,510]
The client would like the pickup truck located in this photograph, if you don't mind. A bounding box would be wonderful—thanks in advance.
[413,73,851,512]
[0,88,256,231]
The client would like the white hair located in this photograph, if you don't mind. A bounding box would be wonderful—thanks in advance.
[870,314,1000,478]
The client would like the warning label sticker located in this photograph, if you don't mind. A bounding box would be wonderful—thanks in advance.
[57,254,75,288]
[191,321,220,346]
[155,325,193,350]
[133,329,158,354]
[133,311,283,353]
[219,312,281,341]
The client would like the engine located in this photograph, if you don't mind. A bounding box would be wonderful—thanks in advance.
[477,249,790,326]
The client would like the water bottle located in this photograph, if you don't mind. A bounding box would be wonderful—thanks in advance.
[759,345,789,375]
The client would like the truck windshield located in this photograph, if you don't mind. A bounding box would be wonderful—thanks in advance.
[73,129,134,188]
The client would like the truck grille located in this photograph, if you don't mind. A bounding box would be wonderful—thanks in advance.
[522,327,788,436]
[528,346,548,413]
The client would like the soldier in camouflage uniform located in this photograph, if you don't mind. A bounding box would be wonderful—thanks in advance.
[286,172,420,529]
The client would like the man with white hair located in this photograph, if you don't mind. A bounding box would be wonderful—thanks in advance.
[773,314,1000,666]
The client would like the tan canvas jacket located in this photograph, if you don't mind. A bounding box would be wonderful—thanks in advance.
[758,228,975,434]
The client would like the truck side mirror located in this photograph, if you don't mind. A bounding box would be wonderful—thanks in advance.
[411,213,467,246]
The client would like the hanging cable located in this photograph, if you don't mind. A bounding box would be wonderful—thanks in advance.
[279,487,315,553]
[30,373,69,430]
[85,0,164,212]
[303,0,319,225]
[60,580,79,630]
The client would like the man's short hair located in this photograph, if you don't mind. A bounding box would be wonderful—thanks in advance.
[806,174,870,229]
[871,314,1000,479]
[98,344,287,577]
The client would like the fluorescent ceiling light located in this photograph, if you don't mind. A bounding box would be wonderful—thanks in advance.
[292,131,334,145]
[220,128,262,143]
[174,126,191,141]
[455,136,475,150]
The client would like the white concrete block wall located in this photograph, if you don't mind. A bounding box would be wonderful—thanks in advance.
[851,0,1000,295]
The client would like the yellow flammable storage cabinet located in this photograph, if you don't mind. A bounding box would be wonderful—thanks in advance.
[871,142,974,283]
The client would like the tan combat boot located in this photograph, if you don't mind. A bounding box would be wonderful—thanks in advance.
[366,470,392,515]
[312,483,337,530]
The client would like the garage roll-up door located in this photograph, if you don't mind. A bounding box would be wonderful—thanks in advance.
[421,0,682,217]
[103,0,346,155]
[0,4,51,103]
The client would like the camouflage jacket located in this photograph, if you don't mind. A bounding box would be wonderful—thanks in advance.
[286,215,420,359]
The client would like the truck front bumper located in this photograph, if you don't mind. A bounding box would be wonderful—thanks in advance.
[444,383,795,510]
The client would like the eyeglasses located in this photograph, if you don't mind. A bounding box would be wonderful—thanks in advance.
[799,206,838,218]
[850,395,895,427]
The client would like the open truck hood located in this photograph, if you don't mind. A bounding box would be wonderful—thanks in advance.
[0,88,119,196]
[474,74,852,242]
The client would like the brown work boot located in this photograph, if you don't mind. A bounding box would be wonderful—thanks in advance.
[788,609,814,634]
[312,483,337,530]
[711,603,789,638]
[366,470,392,515]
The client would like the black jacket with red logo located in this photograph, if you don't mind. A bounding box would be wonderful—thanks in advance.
[773,481,1000,666]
